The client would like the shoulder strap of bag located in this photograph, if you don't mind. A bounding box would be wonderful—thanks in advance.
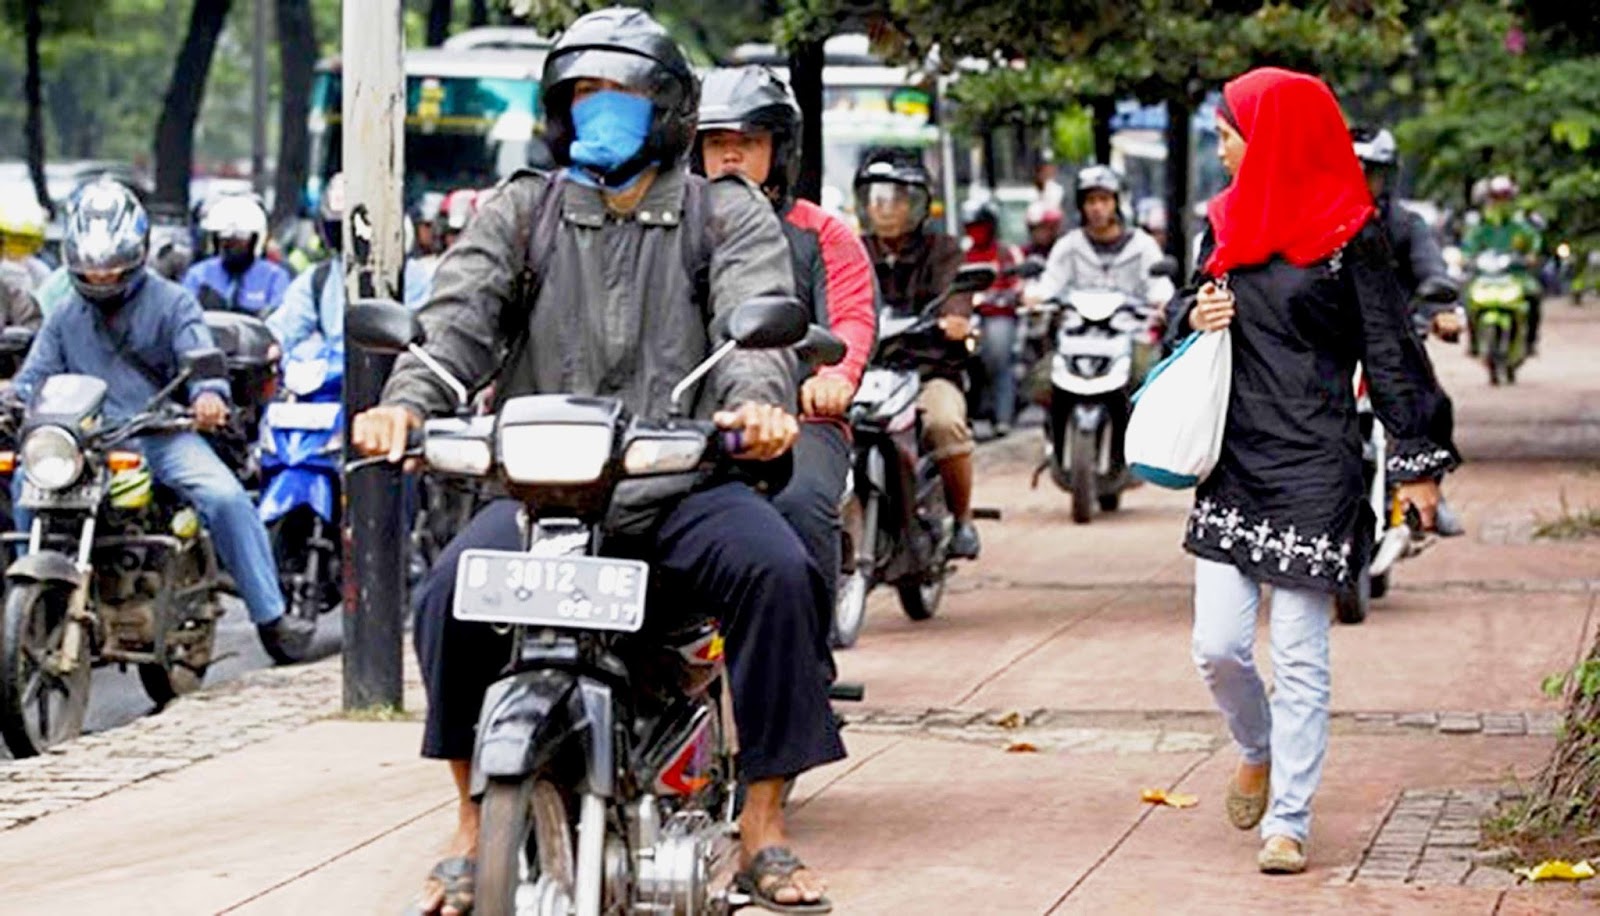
[93,301,175,398]
[680,175,713,324]
[310,260,332,333]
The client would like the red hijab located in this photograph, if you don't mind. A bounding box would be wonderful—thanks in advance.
[1204,67,1373,278]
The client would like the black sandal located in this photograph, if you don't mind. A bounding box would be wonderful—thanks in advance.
[404,856,475,916]
[734,846,833,914]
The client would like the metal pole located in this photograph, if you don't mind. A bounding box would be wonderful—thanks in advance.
[251,0,269,196]
[341,0,407,712]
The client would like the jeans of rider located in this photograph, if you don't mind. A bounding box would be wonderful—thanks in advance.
[771,421,851,660]
[413,483,847,782]
[11,432,286,626]
[977,314,1018,428]
[1191,558,1331,843]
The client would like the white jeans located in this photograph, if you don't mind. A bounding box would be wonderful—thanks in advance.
[1191,558,1331,843]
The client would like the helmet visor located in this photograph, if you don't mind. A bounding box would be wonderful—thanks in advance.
[858,181,928,238]
[545,48,685,111]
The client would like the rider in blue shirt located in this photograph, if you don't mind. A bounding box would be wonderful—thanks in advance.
[181,194,291,316]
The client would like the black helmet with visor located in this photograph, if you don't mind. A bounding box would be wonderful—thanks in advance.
[540,7,699,188]
[853,149,932,238]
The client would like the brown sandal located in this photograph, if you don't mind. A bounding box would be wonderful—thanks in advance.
[1226,767,1269,830]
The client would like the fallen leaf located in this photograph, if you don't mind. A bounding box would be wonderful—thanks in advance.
[1141,788,1199,808]
[996,711,1025,729]
[1005,741,1038,753]
[1515,859,1595,882]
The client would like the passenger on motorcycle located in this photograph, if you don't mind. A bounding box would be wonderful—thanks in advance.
[1034,166,1174,315]
[267,173,434,354]
[962,198,1026,435]
[1023,201,1063,261]
[1463,175,1544,354]
[181,194,292,316]
[1351,126,1462,341]
[351,11,843,914]
[856,150,984,559]
[694,64,878,636]
[0,195,53,291]
[10,178,316,661]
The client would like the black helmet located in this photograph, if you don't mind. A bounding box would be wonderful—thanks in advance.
[853,148,932,237]
[693,65,801,201]
[540,7,698,187]
[1075,165,1123,214]
[64,177,149,305]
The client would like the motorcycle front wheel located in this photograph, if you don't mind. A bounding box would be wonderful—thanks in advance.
[1335,567,1371,625]
[477,777,576,916]
[833,494,871,648]
[1069,427,1096,525]
[1485,325,1508,387]
[0,582,91,757]
[896,574,945,621]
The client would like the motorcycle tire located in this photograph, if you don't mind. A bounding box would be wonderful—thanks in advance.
[1069,428,1096,525]
[0,582,90,757]
[833,570,869,649]
[1486,325,1507,387]
[1335,568,1371,625]
[1098,491,1122,513]
[271,510,340,627]
[477,777,574,916]
[1370,570,1390,601]
[896,574,945,622]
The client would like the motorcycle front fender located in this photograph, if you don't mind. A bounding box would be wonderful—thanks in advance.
[259,467,338,525]
[470,669,617,799]
[6,550,83,589]
[1072,402,1106,435]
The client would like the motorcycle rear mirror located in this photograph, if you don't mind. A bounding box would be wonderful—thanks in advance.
[948,264,997,295]
[348,298,424,354]
[1149,255,1180,280]
[721,295,809,349]
[180,347,228,380]
[1005,259,1046,280]
[795,325,847,368]
[0,326,35,357]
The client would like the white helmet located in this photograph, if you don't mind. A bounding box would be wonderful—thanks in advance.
[1351,127,1397,167]
[200,194,270,257]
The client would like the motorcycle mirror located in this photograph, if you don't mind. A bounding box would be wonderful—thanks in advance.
[948,264,997,295]
[720,295,809,349]
[1149,255,1180,280]
[795,325,847,368]
[180,347,229,380]
[1005,259,1046,280]
[347,298,424,354]
[0,326,36,357]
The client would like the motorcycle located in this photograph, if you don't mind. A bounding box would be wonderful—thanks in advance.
[258,339,345,650]
[202,310,279,488]
[1465,250,1533,386]
[832,265,994,648]
[0,348,234,757]
[347,294,823,916]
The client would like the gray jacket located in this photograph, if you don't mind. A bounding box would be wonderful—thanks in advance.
[1034,226,1174,307]
[383,168,797,420]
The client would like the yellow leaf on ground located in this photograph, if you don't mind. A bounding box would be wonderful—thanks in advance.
[1140,788,1199,808]
[1005,741,1038,753]
[996,711,1025,729]
[1515,859,1595,882]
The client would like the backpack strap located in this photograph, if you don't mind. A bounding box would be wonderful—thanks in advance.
[490,170,565,397]
[309,260,332,335]
[680,175,713,324]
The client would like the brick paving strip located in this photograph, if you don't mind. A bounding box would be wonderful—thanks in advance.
[1347,787,1525,889]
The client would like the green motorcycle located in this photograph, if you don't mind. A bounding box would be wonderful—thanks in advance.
[1465,250,1533,386]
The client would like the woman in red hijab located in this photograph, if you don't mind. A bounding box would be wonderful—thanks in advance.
[1165,68,1457,874]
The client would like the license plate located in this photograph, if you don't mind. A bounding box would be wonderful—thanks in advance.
[265,401,341,431]
[19,480,101,510]
[452,549,649,633]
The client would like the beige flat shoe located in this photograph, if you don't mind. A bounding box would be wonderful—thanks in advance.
[1225,766,1269,830]
[1257,835,1307,874]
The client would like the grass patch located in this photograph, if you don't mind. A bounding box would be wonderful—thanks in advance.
[1533,492,1600,540]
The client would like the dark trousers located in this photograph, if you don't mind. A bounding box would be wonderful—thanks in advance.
[413,483,846,783]
[770,422,851,632]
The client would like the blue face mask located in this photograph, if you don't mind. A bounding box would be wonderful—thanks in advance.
[568,91,654,176]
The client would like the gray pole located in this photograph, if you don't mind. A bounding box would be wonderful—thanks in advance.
[251,0,269,196]
[340,0,407,712]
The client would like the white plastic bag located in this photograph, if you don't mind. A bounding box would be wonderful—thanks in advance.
[1125,329,1232,489]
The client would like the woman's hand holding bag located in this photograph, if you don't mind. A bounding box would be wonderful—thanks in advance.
[1125,283,1234,489]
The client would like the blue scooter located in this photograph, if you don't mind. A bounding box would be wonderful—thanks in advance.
[259,339,344,645]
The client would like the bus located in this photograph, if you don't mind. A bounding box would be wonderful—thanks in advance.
[303,28,551,212]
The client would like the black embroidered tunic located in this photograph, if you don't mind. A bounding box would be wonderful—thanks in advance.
[1166,219,1458,593]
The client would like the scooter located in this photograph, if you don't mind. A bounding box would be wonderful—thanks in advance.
[1465,250,1533,385]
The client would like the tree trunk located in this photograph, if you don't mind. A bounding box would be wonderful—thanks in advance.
[469,0,489,27]
[272,0,316,227]
[1163,95,1193,273]
[788,37,825,204]
[1091,95,1116,167]
[23,0,51,215]
[425,0,451,46]
[152,0,235,211]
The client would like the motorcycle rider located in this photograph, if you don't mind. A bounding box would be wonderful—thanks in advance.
[1351,126,1462,341]
[1023,201,1063,261]
[181,194,292,316]
[267,173,434,354]
[1034,166,1174,314]
[349,11,842,914]
[856,150,983,559]
[962,197,1026,436]
[0,196,53,292]
[1463,175,1544,354]
[693,64,878,638]
[10,178,316,661]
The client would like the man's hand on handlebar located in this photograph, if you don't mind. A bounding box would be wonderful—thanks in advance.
[193,393,230,432]
[352,405,423,463]
[713,402,798,462]
[937,314,972,342]
[800,376,854,419]
[1431,311,1463,341]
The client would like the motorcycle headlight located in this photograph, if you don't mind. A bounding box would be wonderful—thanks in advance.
[284,358,330,396]
[1109,309,1146,334]
[499,424,613,484]
[21,425,84,491]
[623,437,706,476]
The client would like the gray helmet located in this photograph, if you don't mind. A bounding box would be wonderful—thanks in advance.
[1351,126,1397,167]
[64,177,149,304]
[693,65,802,201]
[540,7,699,186]
[1074,165,1123,214]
